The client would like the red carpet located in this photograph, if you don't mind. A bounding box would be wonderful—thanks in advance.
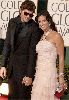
[0,95,8,100]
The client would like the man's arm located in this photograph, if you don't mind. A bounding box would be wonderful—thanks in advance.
[22,24,42,86]
[0,19,12,78]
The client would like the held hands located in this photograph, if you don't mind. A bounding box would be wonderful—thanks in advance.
[0,67,7,79]
[22,76,32,86]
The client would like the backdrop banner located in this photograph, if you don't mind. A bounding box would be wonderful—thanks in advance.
[0,0,38,39]
[47,0,69,47]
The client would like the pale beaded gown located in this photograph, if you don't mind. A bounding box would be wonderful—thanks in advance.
[31,32,60,100]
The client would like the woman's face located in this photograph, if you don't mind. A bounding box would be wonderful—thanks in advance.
[38,15,49,32]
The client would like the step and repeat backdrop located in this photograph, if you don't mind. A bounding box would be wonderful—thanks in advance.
[0,0,69,47]
[0,0,38,39]
[48,0,69,47]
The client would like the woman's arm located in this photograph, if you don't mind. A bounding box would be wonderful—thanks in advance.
[55,32,65,85]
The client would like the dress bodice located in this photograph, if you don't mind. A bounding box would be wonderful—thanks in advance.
[36,40,57,63]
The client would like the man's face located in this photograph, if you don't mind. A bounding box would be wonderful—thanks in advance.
[20,9,34,22]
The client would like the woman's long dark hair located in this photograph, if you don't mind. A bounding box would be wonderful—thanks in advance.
[35,10,57,32]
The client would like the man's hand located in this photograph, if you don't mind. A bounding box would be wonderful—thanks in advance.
[0,67,7,79]
[22,76,32,86]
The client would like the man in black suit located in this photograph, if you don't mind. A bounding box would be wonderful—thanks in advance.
[0,0,42,99]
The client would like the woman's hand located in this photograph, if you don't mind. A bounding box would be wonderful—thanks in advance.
[59,75,67,90]
[22,76,32,86]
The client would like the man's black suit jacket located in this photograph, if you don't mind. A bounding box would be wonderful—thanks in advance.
[1,16,43,79]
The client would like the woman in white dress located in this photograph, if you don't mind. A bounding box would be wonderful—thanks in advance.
[31,10,67,100]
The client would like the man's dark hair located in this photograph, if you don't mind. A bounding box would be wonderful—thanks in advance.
[20,0,36,13]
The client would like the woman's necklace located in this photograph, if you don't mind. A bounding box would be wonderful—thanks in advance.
[41,29,52,41]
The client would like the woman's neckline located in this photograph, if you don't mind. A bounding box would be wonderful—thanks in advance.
[44,29,52,37]
[41,29,52,41]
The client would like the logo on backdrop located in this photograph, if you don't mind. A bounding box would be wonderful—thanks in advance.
[48,0,69,46]
[0,0,22,39]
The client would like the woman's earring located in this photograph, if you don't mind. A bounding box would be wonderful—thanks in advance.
[49,23,51,27]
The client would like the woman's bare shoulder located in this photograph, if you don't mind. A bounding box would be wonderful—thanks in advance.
[52,31,63,40]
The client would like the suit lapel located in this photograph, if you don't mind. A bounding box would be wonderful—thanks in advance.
[10,23,16,52]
